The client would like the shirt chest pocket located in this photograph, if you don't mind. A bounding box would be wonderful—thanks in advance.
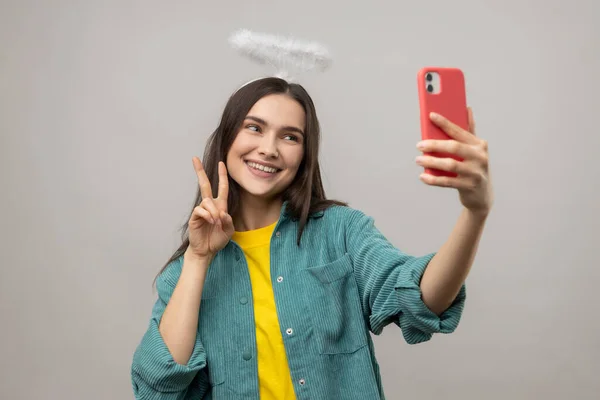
[304,253,368,355]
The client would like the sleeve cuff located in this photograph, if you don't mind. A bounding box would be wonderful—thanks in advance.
[368,252,466,344]
[396,280,466,344]
[132,318,206,394]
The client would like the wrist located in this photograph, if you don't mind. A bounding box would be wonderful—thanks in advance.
[463,206,490,223]
[184,248,214,266]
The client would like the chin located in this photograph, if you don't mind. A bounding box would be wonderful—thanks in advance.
[239,184,282,200]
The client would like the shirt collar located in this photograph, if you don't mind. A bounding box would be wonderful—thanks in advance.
[280,200,325,221]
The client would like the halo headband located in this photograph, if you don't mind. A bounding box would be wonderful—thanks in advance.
[228,29,333,84]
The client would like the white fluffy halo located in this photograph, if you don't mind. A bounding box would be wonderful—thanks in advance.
[228,29,333,82]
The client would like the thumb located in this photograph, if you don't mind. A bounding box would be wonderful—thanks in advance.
[467,106,476,135]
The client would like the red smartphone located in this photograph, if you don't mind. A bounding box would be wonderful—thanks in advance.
[417,67,469,177]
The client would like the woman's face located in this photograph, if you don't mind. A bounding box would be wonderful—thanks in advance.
[226,93,306,202]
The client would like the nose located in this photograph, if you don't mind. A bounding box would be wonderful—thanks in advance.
[258,133,279,158]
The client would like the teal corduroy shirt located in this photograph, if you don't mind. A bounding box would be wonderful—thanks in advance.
[131,204,466,399]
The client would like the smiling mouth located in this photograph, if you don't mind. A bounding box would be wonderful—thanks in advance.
[245,161,282,174]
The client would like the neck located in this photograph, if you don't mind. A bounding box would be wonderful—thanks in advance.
[233,193,284,232]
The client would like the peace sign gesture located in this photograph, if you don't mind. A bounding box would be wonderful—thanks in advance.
[186,157,235,261]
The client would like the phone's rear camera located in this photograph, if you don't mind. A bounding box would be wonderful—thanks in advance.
[426,73,433,82]
[427,84,434,92]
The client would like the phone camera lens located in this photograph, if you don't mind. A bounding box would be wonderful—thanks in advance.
[426,73,433,82]
[427,84,434,92]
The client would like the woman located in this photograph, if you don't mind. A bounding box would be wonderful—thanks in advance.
[131,77,493,399]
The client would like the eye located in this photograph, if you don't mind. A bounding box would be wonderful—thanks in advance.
[283,134,299,142]
[246,124,261,132]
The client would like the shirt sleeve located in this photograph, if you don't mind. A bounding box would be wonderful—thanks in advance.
[345,209,466,345]
[131,256,209,399]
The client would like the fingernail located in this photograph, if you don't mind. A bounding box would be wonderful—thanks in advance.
[430,112,440,120]
[415,156,424,163]
[417,141,426,149]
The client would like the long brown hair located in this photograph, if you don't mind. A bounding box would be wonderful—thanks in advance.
[156,77,346,281]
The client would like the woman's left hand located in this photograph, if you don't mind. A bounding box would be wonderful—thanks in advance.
[415,107,493,216]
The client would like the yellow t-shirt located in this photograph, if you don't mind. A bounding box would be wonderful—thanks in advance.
[231,221,296,400]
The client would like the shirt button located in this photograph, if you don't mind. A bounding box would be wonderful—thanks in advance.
[299,378,306,385]
[242,350,252,361]
[240,297,248,305]
[277,276,283,283]
[275,231,281,237]
[286,328,293,335]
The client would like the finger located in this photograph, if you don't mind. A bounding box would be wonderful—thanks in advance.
[467,107,476,135]
[217,161,229,210]
[220,211,234,235]
[429,112,478,145]
[191,206,214,225]
[419,173,474,190]
[193,157,213,200]
[201,198,222,226]
[417,139,482,161]
[416,155,473,176]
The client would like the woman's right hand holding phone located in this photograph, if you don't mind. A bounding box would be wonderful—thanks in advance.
[186,157,234,262]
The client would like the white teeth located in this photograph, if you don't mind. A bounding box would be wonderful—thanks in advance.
[247,161,279,173]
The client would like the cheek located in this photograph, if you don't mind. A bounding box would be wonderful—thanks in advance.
[225,146,235,164]
[290,148,305,170]
[226,137,246,161]
[225,153,233,171]
[231,135,257,157]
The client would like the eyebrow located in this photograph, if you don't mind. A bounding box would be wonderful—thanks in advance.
[244,115,305,136]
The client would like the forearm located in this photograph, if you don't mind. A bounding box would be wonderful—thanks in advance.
[159,249,211,365]
[420,207,488,315]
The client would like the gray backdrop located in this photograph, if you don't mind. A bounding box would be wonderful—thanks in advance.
[1,0,598,399]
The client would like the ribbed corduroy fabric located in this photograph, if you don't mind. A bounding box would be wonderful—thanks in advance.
[131,204,466,399]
